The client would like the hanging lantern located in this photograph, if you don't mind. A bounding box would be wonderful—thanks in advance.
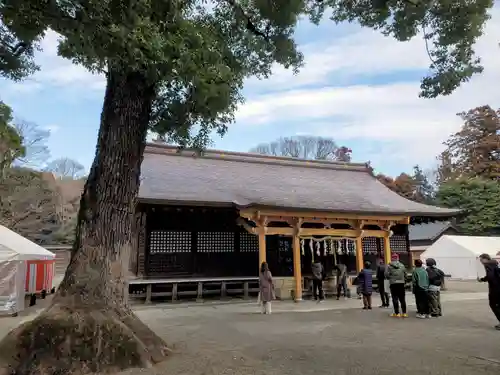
[316,240,321,256]
[301,239,305,255]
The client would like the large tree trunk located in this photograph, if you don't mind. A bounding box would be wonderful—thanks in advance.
[0,70,169,374]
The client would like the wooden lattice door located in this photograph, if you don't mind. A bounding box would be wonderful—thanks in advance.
[146,230,192,277]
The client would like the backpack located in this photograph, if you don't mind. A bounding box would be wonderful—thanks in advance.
[427,267,443,287]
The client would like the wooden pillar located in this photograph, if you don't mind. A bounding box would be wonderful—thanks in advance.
[383,235,391,264]
[132,211,146,276]
[355,236,364,272]
[258,228,266,269]
[292,232,302,302]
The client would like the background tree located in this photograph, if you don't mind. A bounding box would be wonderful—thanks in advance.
[0,100,25,175]
[0,0,493,372]
[436,149,455,184]
[376,165,435,204]
[412,165,436,204]
[51,214,78,245]
[45,157,86,179]
[377,172,417,200]
[13,119,51,168]
[436,178,500,235]
[437,105,500,181]
[0,168,59,242]
[250,136,352,161]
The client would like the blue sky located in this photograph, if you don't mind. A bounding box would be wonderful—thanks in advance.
[2,8,500,177]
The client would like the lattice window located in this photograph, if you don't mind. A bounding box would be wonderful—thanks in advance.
[149,231,191,254]
[390,235,408,253]
[362,237,378,254]
[240,232,258,252]
[198,232,234,253]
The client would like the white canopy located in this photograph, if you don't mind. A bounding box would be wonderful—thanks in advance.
[421,235,500,280]
[0,225,56,262]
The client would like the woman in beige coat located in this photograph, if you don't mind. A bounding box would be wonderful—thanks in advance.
[259,262,274,314]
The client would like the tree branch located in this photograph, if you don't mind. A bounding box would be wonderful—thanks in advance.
[225,0,270,41]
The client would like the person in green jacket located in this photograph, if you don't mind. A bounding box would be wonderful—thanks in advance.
[412,259,430,319]
[385,254,408,317]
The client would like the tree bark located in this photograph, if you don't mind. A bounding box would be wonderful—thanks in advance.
[0,70,169,374]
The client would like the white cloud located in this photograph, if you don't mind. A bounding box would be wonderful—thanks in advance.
[238,7,500,171]
[245,29,431,92]
[3,30,105,96]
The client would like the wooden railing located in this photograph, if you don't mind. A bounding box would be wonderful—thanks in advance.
[128,277,260,304]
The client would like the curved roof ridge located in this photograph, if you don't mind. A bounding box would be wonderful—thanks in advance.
[145,143,371,173]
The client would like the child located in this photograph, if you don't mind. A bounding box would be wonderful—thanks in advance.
[357,261,373,309]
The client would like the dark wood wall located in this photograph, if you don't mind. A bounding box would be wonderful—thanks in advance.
[133,204,411,278]
[138,205,295,278]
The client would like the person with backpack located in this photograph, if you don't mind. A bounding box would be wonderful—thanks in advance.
[477,253,500,330]
[385,253,408,318]
[426,258,445,317]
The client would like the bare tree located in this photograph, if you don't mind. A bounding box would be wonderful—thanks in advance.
[0,168,59,243]
[13,119,51,168]
[45,157,86,179]
[250,136,352,161]
[0,101,25,176]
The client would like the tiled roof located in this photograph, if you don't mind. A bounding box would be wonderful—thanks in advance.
[138,144,461,217]
[409,222,457,241]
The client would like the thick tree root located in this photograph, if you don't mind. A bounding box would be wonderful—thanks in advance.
[0,303,170,375]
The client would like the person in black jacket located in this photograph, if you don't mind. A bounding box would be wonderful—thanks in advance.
[376,259,390,308]
[426,258,445,317]
[477,253,500,330]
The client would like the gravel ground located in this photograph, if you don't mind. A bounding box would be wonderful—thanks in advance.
[117,296,500,375]
[1,281,497,375]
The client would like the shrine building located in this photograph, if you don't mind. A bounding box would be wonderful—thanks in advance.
[130,143,459,302]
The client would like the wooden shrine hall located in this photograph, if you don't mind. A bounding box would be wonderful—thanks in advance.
[129,143,460,302]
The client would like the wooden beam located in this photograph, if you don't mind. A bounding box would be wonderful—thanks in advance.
[240,208,410,223]
[383,220,396,231]
[361,230,388,238]
[264,227,293,235]
[262,227,388,238]
[236,217,257,235]
[266,216,357,227]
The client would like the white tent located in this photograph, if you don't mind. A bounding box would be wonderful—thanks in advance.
[421,235,500,280]
[0,225,55,315]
